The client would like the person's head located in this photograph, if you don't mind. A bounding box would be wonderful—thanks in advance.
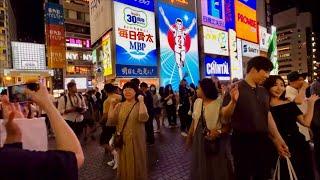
[263,75,286,100]
[190,83,196,90]
[175,18,183,30]
[197,78,218,100]
[150,84,157,95]
[159,86,165,97]
[123,82,138,101]
[246,56,274,85]
[232,78,239,84]
[165,84,173,94]
[287,71,305,89]
[140,82,148,93]
[130,78,140,89]
[104,83,116,95]
[67,81,77,94]
[180,79,187,88]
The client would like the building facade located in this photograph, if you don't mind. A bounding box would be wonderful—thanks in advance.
[0,0,16,86]
[60,0,93,82]
[273,8,313,79]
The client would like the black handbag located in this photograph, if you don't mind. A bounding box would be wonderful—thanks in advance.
[113,102,138,149]
[200,102,221,154]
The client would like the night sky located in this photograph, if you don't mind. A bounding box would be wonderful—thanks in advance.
[9,0,320,43]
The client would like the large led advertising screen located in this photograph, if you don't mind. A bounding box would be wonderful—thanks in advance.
[158,1,199,91]
[114,1,157,77]
[201,0,225,30]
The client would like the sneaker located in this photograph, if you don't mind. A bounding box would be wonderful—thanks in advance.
[107,160,115,167]
[181,132,188,137]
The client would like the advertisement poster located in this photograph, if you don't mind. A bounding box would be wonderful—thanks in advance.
[259,25,271,52]
[114,1,157,77]
[235,0,258,43]
[236,38,243,75]
[201,0,225,30]
[205,56,231,80]
[45,2,64,25]
[269,26,278,75]
[229,29,243,79]
[102,33,112,76]
[89,0,113,44]
[238,0,256,10]
[160,0,195,11]
[114,0,154,11]
[242,40,259,57]
[158,1,199,90]
[225,0,235,30]
[203,26,229,56]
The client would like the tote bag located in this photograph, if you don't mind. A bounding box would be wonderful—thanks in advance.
[273,156,298,180]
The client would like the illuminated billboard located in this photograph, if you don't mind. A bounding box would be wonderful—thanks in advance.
[229,29,243,79]
[235,0,258,43]
[201,0,225,30]
[259,26,271,52]
[114,1,157,77]
[102,33,113,76]
[158,1,199,90]
[12,42,46,70]
[203,26,229,56]
[205,55,231,80]
[242,40,259,57]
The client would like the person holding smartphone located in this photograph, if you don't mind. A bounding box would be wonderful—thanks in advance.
[0,85,84,179]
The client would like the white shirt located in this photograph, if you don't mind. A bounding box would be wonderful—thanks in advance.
[285,85,310,141]
[58,93,87,122]
[192,98,222,135]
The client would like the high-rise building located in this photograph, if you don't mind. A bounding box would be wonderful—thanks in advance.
[60,0,93,82]
[0,0,16,86]
[273,8,313,79]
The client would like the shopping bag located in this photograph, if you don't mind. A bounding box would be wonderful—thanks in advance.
[273,156,298,180]
[0,118,48,151]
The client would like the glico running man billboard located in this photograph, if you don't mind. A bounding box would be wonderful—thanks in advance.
[158,1,199,91]
[114,1,157,77]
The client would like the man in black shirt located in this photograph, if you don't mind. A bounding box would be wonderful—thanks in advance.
[140,82,155,145]
[222,56,290,180]
[178,79,192,137]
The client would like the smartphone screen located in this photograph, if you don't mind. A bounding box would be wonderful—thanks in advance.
[7,83,39,103]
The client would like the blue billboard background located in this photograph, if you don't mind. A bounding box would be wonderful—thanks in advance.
[205,56,231,79]
[158,2,199,91]
[114,0,154,11]
[225,0,235,30]
[116,65,157,77]
[45,2,64,25]
[239,0,256,10]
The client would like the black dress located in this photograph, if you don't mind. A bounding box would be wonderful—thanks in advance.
[270,102,314,180]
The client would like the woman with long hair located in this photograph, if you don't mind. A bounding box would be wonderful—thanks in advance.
[108,82,149,180]
[264,75,317,180]
[164,84,177,128]
[188,78,233,180]
[150,84,161,132]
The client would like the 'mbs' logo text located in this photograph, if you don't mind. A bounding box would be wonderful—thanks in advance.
[238,13,256,28]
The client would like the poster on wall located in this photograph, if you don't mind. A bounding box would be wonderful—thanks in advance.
[242,40,259,57]
[225,0,235,30]
[203,26,229,56]
[114,1,157,77]
[229,29,243,79]
[102,32,112,76]
[201,0,225,30]
[205,56,231,80]
[158,1,199,91]
[235,0,258,43]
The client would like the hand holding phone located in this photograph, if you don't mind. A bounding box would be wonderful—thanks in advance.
[8,83,39,103]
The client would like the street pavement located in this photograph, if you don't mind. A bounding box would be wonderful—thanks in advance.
[49,123,192,180]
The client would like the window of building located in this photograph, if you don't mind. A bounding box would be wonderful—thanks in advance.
[68,10,77,20]
[1,29,4,34]
[2,49,6,54]
[299,63,302,66]
[64,9,69,19]
[297,29,300,32]
[85,13,90,23]
[65,24,90,34]
[77,12,85,21]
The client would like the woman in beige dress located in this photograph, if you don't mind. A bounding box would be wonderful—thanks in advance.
[108,82,149,180]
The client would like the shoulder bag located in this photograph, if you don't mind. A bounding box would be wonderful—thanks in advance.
[113,102,138,149]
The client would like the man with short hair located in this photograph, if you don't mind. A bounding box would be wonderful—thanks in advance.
[178,79,191,137]
[58,82,86,137]
[140,82,155,145]
[222,56,289,180]
[285,71,311,141]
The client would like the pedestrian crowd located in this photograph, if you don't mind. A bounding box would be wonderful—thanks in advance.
[0,56,320,180]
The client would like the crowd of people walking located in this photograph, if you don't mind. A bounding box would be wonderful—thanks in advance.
[1,56,320,180]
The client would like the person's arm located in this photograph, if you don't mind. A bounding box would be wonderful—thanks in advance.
[291,82,309,105]
[159,6,175,32]
[297,94,319,127]
[137,95,149,122]
[25,86,84,168]
[221,85,238,120]
[268,112,290,157]
[185,18,196,34]
[108,101,120,125]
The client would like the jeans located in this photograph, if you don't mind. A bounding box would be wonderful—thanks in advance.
[166,105,177,126]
